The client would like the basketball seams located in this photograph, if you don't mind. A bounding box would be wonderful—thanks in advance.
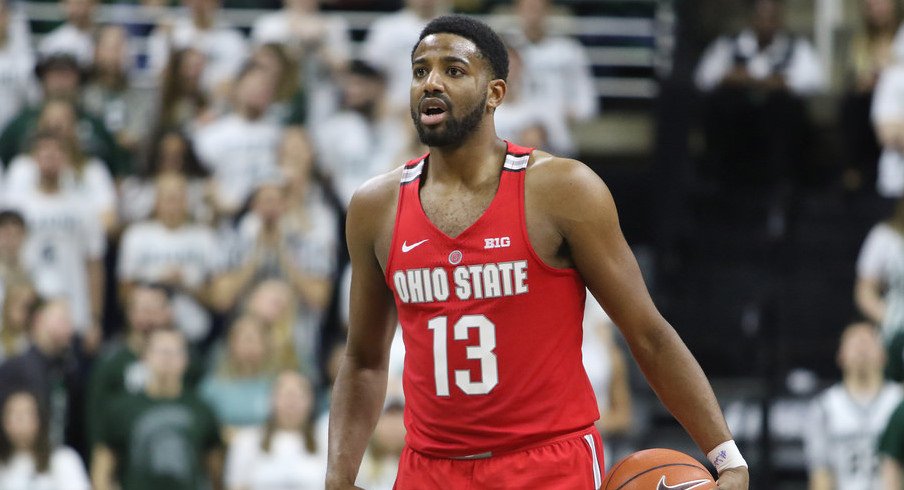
[613,463,712,490]
[604,457,630,490]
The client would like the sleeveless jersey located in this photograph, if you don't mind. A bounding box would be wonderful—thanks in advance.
[385,141,600,457]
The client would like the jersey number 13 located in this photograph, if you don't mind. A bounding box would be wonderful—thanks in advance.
[428,315,498,396]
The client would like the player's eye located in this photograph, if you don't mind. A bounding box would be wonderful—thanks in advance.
[448,67,463,77]
[414,67,427,78]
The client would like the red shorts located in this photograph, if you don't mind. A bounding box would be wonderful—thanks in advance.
[393,426,605,490]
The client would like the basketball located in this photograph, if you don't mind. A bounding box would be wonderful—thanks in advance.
[601,448,717,490]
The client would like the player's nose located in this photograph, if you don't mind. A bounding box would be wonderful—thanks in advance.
[423,69,444,93]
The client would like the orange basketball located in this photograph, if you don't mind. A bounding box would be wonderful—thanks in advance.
[602,448,717,490]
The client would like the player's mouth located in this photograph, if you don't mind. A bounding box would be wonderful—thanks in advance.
[420,98,448,126]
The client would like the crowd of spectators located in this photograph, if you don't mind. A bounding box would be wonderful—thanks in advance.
[0,0,605,488]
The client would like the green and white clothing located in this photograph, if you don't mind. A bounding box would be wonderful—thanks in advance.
[0,446,89,490]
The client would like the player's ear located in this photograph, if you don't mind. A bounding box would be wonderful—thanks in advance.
[486,79,506,110]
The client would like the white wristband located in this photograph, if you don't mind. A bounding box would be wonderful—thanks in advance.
[707,440,748,474]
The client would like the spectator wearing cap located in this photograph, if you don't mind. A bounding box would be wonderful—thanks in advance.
[38,0,98,68]
[0,54,128,176]
[311,60,408,205]
[0,0,37,133]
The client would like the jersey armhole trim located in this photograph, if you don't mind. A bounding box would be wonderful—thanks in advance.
[384,167,417,286]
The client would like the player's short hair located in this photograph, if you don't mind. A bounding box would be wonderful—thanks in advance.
[413,15,509,82]
[0,210,25,229]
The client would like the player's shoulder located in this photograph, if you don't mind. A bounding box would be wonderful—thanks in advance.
[525,149,609,196]
[346,164,409,226]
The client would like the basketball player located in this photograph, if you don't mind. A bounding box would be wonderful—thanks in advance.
[805,323,902,490]
[326,15,749,489]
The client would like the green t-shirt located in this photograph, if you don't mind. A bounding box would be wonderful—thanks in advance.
[100,391,222,490]
[886,331,904,382]
[880,400,904,465]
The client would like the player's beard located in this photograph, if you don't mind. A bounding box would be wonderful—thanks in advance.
[411,93,487,148]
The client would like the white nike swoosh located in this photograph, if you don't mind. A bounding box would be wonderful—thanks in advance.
[402,239,429,253]
[656,476,711,490]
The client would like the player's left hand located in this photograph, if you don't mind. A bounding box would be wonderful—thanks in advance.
[715,466,749,489]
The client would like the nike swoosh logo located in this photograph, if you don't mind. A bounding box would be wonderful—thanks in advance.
[402,239,429,253]
[656,476,712,490]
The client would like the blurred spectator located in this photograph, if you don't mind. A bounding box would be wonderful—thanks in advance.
[0,209,28,289]
[509,0,598,149]
[361,0,449,115]
[224,370,325,490]
[5,98,118,233]
[118,174,219,344]
[200,315,275,439]
[82,25,155,154]
[241,280,303,374]
[39,0,97,68]
[148,0,249,101]
[355,402,405,490]
[695,0,825,185]
[194,66,282,218]
[805,323,902,489]
[91,329,224,490]
[0,280,35,363]
[870,61,904,198]
[118,128,213,225]
[581,295,632,465]
[0,391,89,490]
[0,0,37,133]
[839,0,900,191]
[251,0,351,124]
[249,43,307,126]
[85,284,185,452]
[855,198,904,380]
[495,45,572,155]
[4,131,105,352]
[157,47,214,133]
[0,300,85,454]
[0,54,127,176]
[312,60,407,204]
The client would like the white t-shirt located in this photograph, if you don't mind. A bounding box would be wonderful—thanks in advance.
[5,189,105,333]
[118,220,219,341]
[805,383,903,490]
[4,155,116,220]
[495,89,575,157]
[312,111,407,205]
[193,114,282,212]
[0,37,35,131]
[225,427,327,490]
[582,292,614,413]
[361,9,431,112]
[251,11,351,58]
[117,176,212,225]
[857,224,904,283]
[872,64,904,197]
[148,16,249,93]
[38,23,94,67]
[0,447,90,490]
[695,30,826,95]
[515,34,600,123]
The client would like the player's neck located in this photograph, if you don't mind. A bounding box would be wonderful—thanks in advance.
[426,131,507,188]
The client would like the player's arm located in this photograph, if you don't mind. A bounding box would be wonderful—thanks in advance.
[326,180,398,490]
[538,159,748,487]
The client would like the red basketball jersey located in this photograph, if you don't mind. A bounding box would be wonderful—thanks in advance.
[385,141,600,458]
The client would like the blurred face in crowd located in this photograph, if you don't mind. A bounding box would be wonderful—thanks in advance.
[272,371,313,430]
[33,136,70,184]
[127,286,172,337]
[372,406,406,455]
[63,0,96,28]
[2,393,40,451]
[157,132,190,174]
[0,218,25,263]
[410,34,493,148]
[252,45,287,83]
[153,175,189,226]
[94,25,128,75]
[752,0,783,44]
[32,301,74,357]
[279,129,314,192]
[837,323,886,376]
[341,71,384,114]
[246,280,293,325]
[517,0,548,41]
[284,0,316,13]
[228,316,269,373]
[237,68,276,120]
[252,183,287,225]
[178,48,206,88]
[2,284,35,333]
[38,100,77,141]
[406,0,443,19]
[144,330,188,382]
[41,66,81,100]
[184,0,219,25]
[862,0,897,29]
[0,1,9,44]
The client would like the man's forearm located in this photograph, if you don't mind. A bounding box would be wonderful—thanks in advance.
[629,321,733,454]
[326,357,390,488]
